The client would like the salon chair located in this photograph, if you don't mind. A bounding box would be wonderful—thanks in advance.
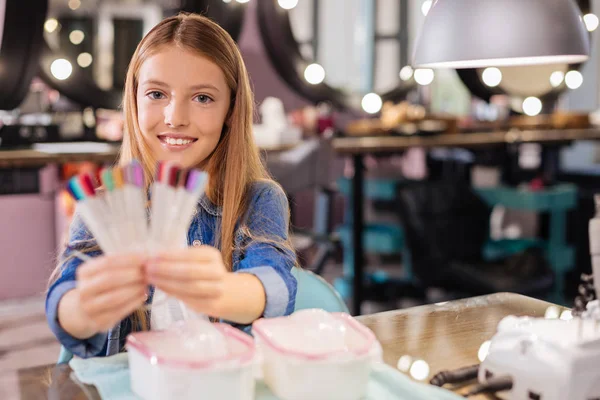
[395,181,554,297]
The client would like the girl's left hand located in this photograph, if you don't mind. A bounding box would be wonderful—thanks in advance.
[144,245,228,316]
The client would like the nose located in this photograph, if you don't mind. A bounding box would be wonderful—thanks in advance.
[164,98,189,128]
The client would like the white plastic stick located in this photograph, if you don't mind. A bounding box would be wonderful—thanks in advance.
[78,200,117,253]
[104,189,127,252]
[163,186,188,248]
[149,182,168,254]
[124,184,147,252]
[169,174,207,247]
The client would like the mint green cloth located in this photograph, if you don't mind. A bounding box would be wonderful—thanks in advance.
[69,353,137,400]
[69,354,465,400]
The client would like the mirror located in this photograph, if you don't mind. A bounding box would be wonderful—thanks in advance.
[258,0,417,112]
[288,0,412,95]
[0,0,47,110]
[39,0,247,110]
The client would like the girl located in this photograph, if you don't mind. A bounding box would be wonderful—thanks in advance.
[46,13,297,358]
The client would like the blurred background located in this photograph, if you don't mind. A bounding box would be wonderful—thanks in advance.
[2,0,600,395]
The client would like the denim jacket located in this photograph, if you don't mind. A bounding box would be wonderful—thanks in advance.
[46,180,297,358]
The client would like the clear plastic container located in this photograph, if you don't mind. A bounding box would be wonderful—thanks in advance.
[126,319,256,400]
[252,309,382,400]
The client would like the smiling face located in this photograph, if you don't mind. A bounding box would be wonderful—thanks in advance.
[136,45,231,169]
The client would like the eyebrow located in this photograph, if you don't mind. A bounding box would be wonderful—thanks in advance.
[140,79,220,92]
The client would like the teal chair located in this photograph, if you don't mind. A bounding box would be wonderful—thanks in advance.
[57,346,73,364]
[292,267,349,313]
[58,267,347,363]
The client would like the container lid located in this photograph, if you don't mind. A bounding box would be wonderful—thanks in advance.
[126,319,255,369]
[252,309,377,361]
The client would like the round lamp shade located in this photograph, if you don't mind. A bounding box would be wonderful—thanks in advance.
[413,0,590,69]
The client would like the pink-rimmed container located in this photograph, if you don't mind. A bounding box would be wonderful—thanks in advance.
[252,309,382,400]
[126,320,256,400]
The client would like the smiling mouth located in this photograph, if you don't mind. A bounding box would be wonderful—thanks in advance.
[157,134,198,149]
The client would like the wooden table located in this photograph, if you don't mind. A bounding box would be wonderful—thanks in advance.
[0,148,120,168]
[0,143,299,169]
[331,128,600,315]
[16,293,565,399]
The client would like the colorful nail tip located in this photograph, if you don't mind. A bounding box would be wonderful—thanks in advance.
[67,177,85,200]
[177,169,190,187]
[65,181,80,201]
[156,161,164,182]
[126,164,139,187]
[80,173,96,197]
[113,167,124,188]
[100,168,115,191]
[168,165,180,187]
[186,169,207,192]
[133,163,144,187]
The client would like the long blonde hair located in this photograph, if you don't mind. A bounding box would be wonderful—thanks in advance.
[51,13,295,332]
[120,12,270,265]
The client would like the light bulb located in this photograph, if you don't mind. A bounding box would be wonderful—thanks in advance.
[409,359,430,381]
[361,93,383,114]
[236,0,250,3]
[522,97,542,116]
[68,0,81,10]
[397,355,413,372]
[399,66,414,81]
[45,18,58,33]
[584,13,599,32]
[50,59,73,80]
[481,67,502,87]
[278,0,298,10]
[414,68,434,85]
[304,63,325,85]
[77,52,93,68]
[69,30,85,45]
[549,71,565,88]
[565,70,583,89]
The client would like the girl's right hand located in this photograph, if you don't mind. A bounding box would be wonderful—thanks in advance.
[74,253,148,334]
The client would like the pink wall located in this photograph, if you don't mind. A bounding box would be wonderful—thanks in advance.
[0,165,59,300]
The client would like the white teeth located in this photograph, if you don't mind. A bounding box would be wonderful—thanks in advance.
[164,137,193,146]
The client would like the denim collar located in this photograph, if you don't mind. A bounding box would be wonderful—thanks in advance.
[198,193,222,216]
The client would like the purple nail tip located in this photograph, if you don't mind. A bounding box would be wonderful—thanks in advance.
[133,164,144,187]
[186,170,207,192]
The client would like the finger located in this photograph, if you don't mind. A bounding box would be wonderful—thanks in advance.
[149,276,224,299]
[82,284,146,316]
[145,260,224,281]
[153,245,221,263]
[92,292,148,331]
[77,253,147,280]
[78,268,145,299]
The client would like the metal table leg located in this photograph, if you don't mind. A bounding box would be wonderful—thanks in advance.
[352,155,365,315]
